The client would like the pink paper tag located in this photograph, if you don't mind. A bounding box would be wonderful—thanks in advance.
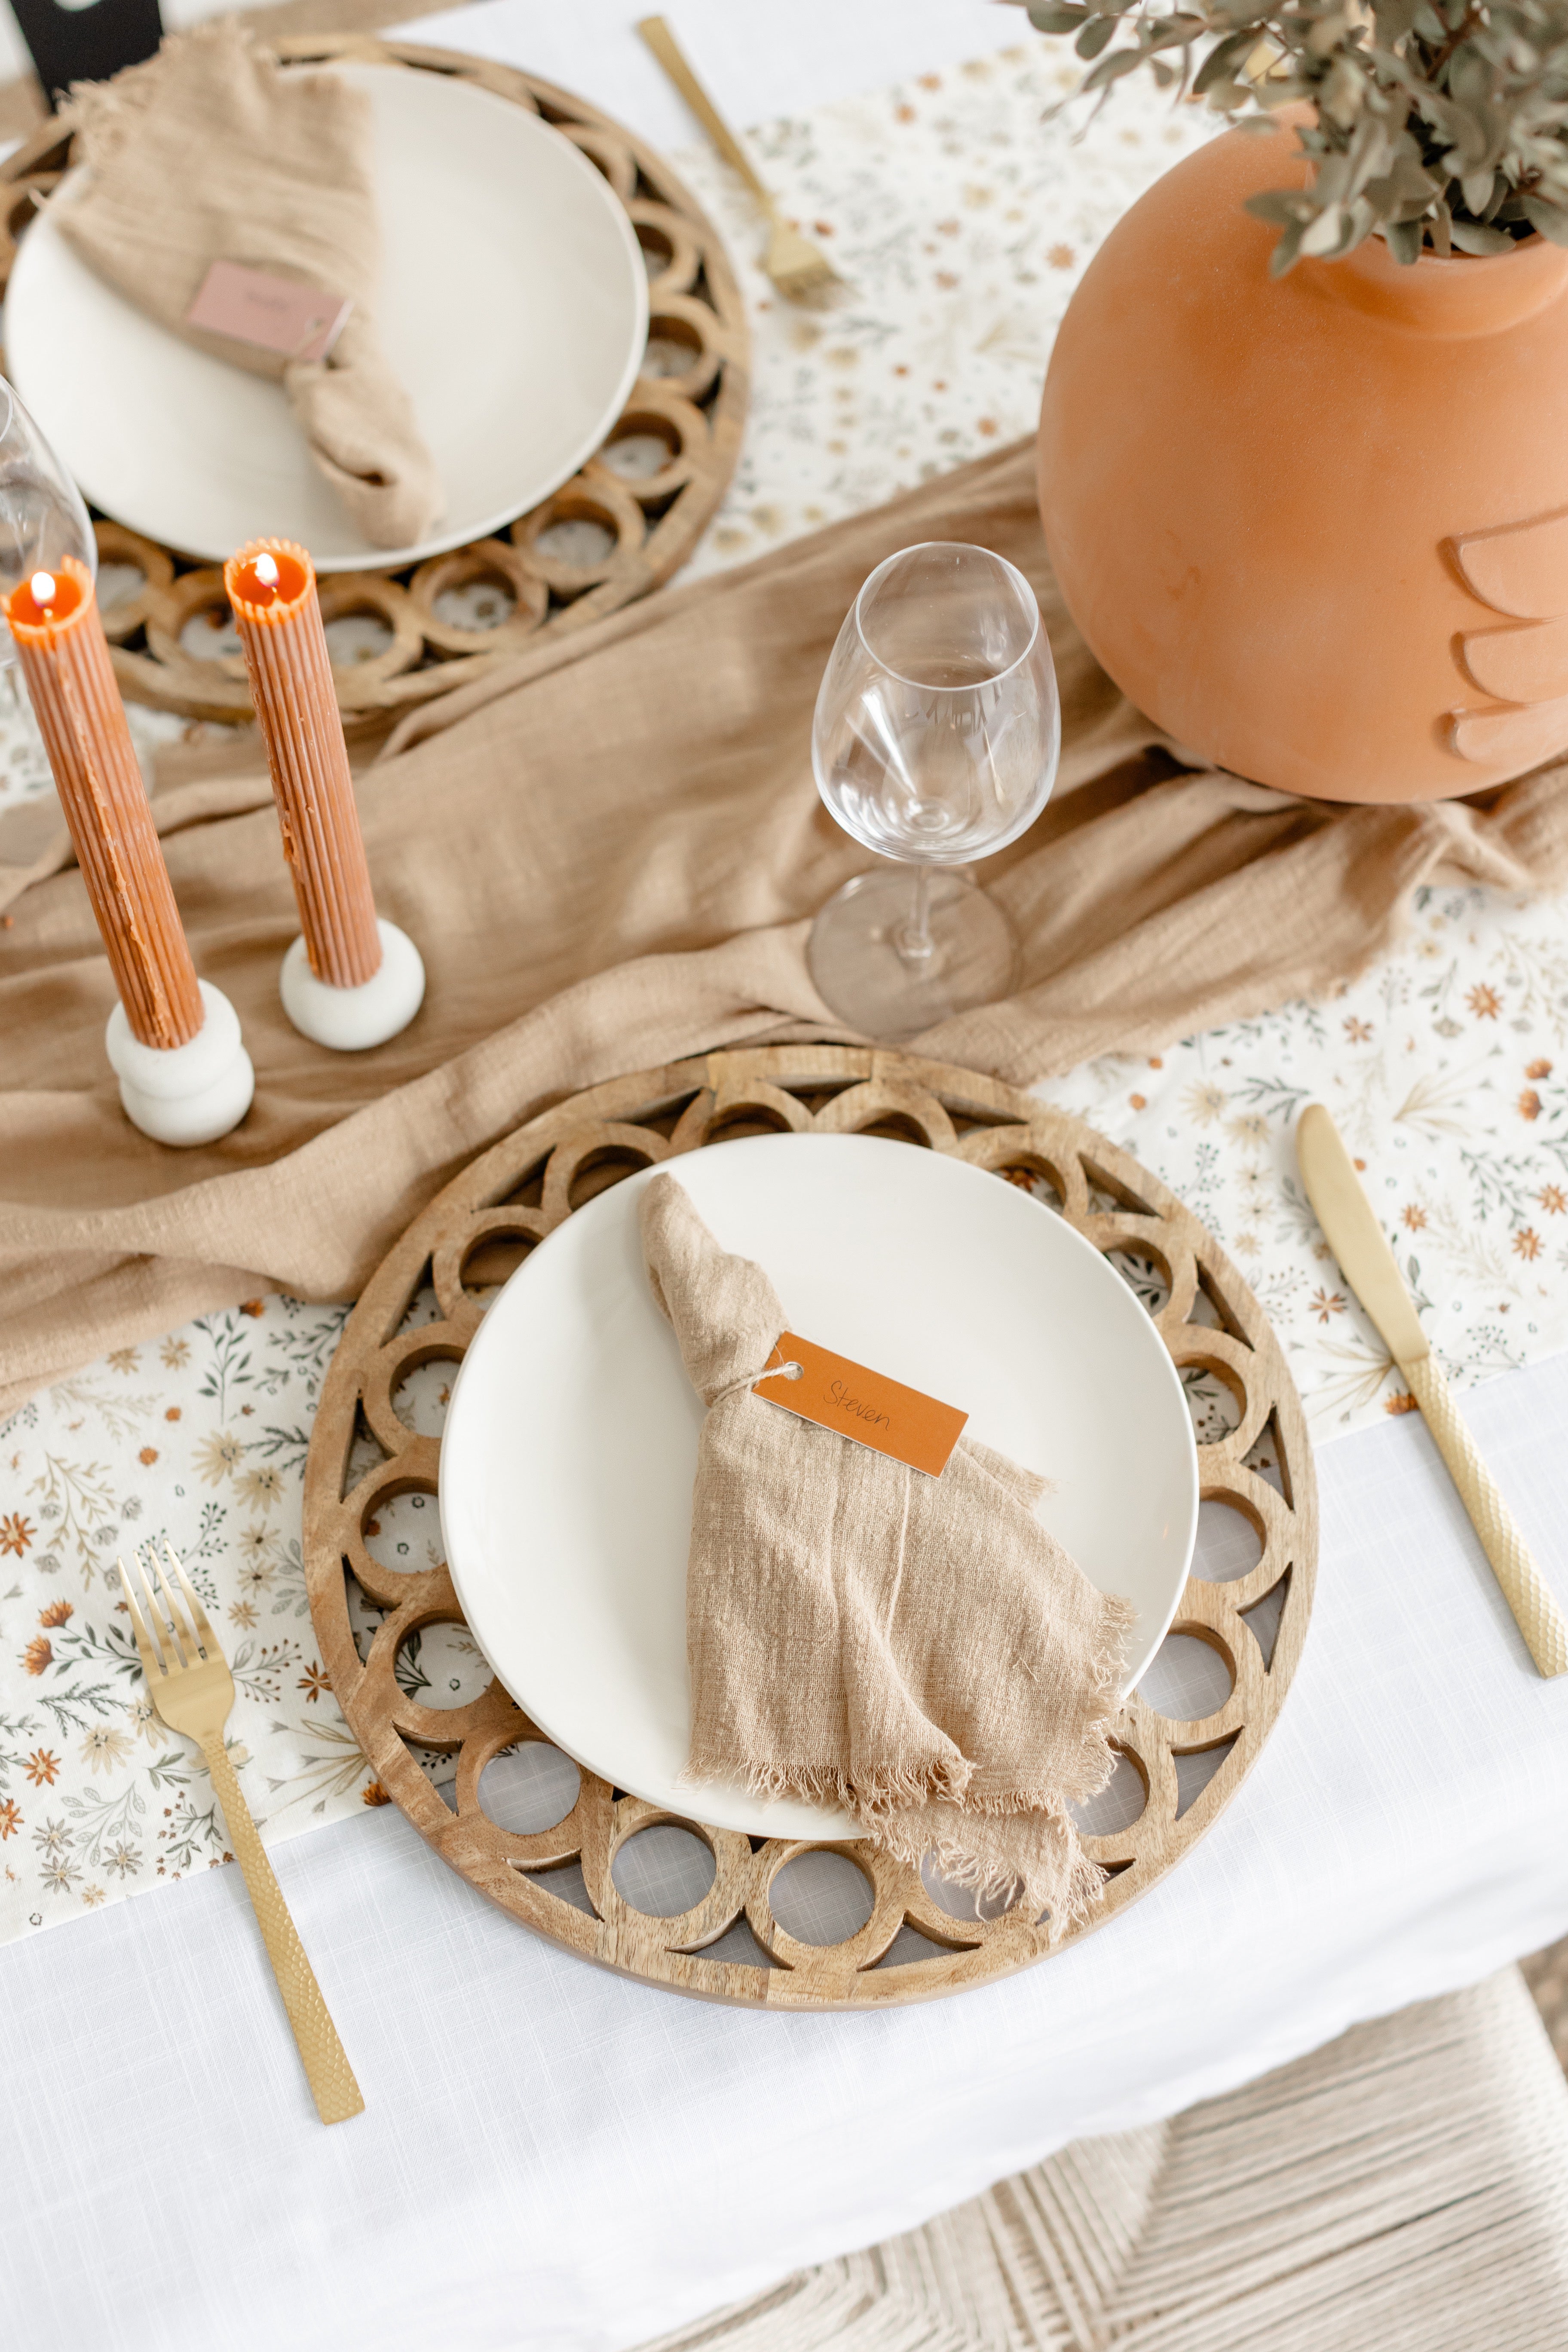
[185,261,352,362]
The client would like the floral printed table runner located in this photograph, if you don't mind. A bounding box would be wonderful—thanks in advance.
[3,39,1566,1943]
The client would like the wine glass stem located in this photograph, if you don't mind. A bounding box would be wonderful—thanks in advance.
[895,867,935,966]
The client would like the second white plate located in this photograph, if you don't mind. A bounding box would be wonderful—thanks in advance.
[439,1133,1199,1843]
[6,62,650,570]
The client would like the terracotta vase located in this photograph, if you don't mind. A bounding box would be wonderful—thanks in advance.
[1037,123,1568,803]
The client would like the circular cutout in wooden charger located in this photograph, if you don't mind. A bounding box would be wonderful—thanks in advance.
[0,37,748,729]
[302,1047,1318,2009]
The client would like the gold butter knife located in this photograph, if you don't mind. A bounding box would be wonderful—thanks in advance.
[1297,1102,1567,1678]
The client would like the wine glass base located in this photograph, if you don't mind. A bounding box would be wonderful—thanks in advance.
[806,869,1018,1041]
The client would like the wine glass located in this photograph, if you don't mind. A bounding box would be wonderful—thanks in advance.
[808,541,1060,1040]
[0,376,97,674]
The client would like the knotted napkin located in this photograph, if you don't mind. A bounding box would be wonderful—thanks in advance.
[640,1171,1135,1930]
[56,22,443,549]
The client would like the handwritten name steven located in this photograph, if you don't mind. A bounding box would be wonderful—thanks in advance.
[829,1377,891,1432]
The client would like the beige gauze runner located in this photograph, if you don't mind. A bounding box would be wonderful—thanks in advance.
[54,23,442,549]
[4,439,1568,1410]
[642,1173,1134,1926]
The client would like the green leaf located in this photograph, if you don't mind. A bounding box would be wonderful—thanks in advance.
[1448,217,1516,254]
[1300,202,1353,255]
[1269,217,1309,275]
[1306,9,1351,57]
[1081,43,1154,90]
[1384,217,1423,263]
[1362,153,1441,214]
[1245,187,1310,224]
[1193,29,1259,93]
[1026,4,1089,31]
[1523,196,1568,244]
[1075,14,1118,57]
[1374,0,1426,40]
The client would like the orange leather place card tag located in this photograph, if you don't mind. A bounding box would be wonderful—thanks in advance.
[753,1332,968,1478]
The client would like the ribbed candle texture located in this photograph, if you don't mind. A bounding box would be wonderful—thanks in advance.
[225,537,382,989]
[6,556,203,1048]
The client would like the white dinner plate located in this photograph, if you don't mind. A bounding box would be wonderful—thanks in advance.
[439,1133,1199,1842]
[5,63,649,571]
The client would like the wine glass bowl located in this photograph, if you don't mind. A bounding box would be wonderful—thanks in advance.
[808,541,1060,1040]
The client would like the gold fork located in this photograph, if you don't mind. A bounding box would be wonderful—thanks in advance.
[637,15,848,305]
[119,1542,364,2124]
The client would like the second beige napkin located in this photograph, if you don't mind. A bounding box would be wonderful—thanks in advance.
[641,1171,1134,1930]
[57,22,443,550]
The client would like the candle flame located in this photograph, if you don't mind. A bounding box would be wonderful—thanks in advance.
[30,570,55,607]
[254,552,279,588]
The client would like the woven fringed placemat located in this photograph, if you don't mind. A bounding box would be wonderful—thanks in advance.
[301,1047,1317,2009]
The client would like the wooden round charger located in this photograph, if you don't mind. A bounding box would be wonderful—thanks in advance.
[0,37,749,728]
[302,1047,1317,2010]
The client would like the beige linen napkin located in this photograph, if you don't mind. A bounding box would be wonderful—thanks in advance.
[56,22,442,549]
[641,1172,1134,1926]
[7,441,1568,1411]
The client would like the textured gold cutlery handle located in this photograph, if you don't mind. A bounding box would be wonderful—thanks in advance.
[1406,1354,1568,1679]
[637,16,773,203]
[202,1738,365,2123]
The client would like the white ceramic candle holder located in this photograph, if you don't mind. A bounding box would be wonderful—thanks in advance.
[105,979,255,1146]
[279,919,426,1051]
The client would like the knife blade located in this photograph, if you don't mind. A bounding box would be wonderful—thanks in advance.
[1296,1100,1567,1678]
[1295,1102,1427,1369]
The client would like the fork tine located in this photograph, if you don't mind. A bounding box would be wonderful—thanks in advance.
[118,1552,166,1681]
[147,1541,197,1667]
[133,1544,181,1669]
[165,1542,216,1657]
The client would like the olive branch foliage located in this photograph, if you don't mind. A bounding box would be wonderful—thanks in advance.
[1023,0,1568,270]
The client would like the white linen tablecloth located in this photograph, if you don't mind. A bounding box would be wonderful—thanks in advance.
[5,1350,1568,2352]
[5,8,1568,2349]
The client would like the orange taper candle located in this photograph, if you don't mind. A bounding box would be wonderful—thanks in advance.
[5,556,203,1048]
[224,538,382,991]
